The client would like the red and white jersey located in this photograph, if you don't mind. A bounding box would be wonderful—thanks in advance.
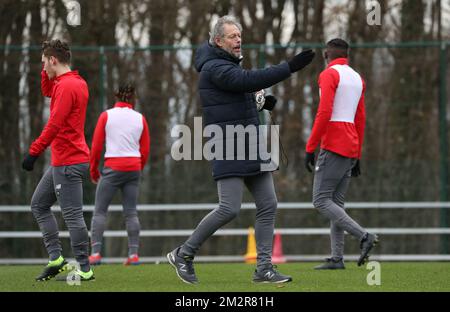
[105,106,143,158]
[306,58,366,159]
[90,102,150,182]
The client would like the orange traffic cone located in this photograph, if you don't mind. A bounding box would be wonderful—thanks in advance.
[272,231,286,264]
[244,226,257,263]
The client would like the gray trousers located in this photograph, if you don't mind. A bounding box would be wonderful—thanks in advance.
[30,163,90,271]
[181,172,277,270]
[313,149,366,259]
[90,168,141,256]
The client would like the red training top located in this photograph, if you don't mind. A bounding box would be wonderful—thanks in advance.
[29,70,90,166]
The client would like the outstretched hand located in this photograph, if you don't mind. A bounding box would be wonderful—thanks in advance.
[288,49,315,73]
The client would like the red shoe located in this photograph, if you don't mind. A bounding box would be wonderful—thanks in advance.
[89,253,102,265]
[124,254,140,265]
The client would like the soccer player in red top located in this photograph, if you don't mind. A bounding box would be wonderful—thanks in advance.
[22,40,94,281]
[88,83,150,266]
[305,39,378,269]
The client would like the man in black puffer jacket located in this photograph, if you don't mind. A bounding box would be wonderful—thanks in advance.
[167,15,315,284]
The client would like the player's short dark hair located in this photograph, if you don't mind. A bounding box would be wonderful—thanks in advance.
[326,38,349,58]
[41,39,71,64]
[115,82,136,103]
[327,38,349,50]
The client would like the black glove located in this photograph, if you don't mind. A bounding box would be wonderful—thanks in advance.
[262,95,277,111]
[305,152,315,173]
[288,49,315,73]
[351,160,361,177]
[22,154,39,171]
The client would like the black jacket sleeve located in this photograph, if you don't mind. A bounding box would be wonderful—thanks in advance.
[209,61,291,93]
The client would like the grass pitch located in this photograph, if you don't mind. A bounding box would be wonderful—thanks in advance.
[0,262,449,292]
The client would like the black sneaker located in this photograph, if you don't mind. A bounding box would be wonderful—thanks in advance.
[314,257,345,270]
[35,257,68,281]
[253,265,292,283]
[358,233,379,266]
[167,247,198,284]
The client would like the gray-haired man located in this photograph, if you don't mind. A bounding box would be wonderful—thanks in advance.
[167,15,315,284]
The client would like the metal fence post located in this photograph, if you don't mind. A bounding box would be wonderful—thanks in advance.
[98,46,106,256]
[99,46,106,112]
[257,44,267,124]
[439,41,449,254]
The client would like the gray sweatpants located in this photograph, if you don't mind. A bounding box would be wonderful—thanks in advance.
[30,163,90,271]
[180,172,277,270]
[312,149,366,259]
[90,168,141,256]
